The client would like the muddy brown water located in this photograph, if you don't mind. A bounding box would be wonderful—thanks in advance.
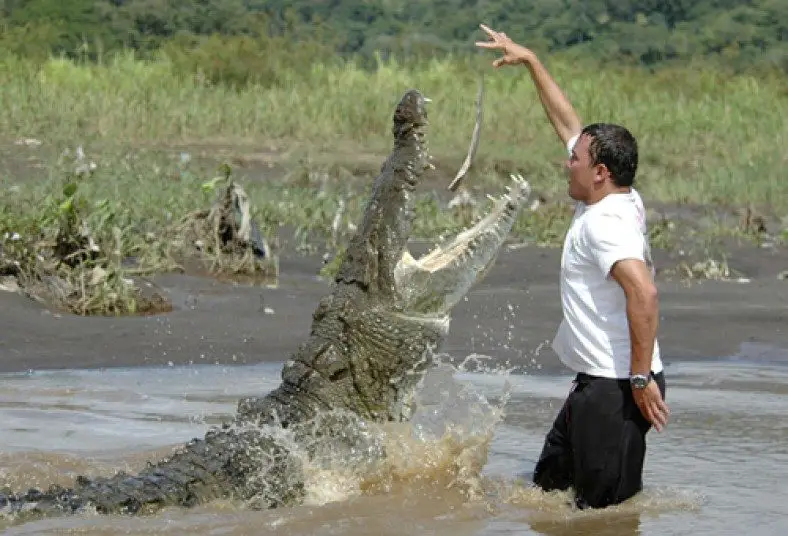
[1,346,787,535]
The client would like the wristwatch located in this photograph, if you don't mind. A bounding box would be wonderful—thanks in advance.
[630,374,652,390]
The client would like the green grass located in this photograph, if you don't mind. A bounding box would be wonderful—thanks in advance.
[1,52,785,208]
[0,50,785,312]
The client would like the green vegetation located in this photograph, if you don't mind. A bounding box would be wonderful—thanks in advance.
[2,53,784,208]
[0,0,785,313]
[1,0,787,73]
[0,159,176,315]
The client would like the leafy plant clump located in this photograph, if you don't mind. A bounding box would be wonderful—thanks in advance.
[171,164,279,284]
[0,172,171,316]
[0,157,289,315]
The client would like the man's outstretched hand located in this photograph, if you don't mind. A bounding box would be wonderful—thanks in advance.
[475,24,535,67]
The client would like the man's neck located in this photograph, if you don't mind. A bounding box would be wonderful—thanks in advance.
[584,185,631,205]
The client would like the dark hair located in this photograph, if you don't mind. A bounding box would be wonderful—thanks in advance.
[581,123,638,187]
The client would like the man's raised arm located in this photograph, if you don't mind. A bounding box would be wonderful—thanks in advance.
[476,24,583,147]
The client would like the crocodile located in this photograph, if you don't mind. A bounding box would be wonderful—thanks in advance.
[0,88,532,522]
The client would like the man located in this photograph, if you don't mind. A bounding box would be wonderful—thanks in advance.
[476,24,670,509]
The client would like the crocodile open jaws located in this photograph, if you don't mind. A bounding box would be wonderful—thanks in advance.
[0,88,533,522]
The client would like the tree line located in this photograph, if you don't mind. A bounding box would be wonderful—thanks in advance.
[0,0,786,75]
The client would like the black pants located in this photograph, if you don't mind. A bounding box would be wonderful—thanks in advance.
[532,371,666,509]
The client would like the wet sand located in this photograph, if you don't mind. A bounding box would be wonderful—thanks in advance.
[1,243,786,374]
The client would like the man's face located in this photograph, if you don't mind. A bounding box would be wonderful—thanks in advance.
[565,134,607,203]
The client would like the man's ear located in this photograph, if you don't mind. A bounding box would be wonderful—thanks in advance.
[593,163,610,184]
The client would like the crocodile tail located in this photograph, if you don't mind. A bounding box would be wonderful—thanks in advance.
[80,426,306,513]
[73,428,253,515]
[0,485,81,519]
[0,439,221,520]
[2,426,306,522]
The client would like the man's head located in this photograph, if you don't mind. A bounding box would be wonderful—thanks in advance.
[565,123,638,204]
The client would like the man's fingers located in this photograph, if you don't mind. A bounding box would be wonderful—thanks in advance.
[641,403,656,429]
[636,394,669,431]
[492,58,505,67]
[478,24,510,45]
[653,395,670,425]
[479,23,496,37]
[651,402,669,429]
[644,404,663,431]
[653,408,667,428]
[475,41,502,49]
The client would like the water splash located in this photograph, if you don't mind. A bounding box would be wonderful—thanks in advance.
[223,359,516,510]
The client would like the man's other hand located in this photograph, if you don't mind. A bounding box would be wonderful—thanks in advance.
[633,381,670,432]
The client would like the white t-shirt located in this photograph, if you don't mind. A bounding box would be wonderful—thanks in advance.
[551,135,663,379]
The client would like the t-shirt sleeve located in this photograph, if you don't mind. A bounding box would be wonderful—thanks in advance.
[584,213,646,277]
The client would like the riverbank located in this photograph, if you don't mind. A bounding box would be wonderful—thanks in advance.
[2,241,786,375]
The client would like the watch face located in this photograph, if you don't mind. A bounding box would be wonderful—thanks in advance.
[631,376,649,389]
